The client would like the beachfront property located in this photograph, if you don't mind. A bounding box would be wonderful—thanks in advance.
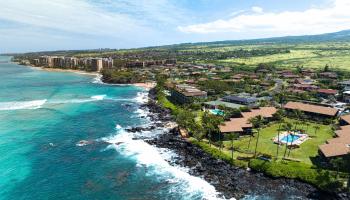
[204,100,245,110]
[169,84,207,104]
[284,101,339,120]
[318,114,350,159]
[219,107,277,134]
[30,56,113,72]
[273,131,309,146]
[222,95,258,107]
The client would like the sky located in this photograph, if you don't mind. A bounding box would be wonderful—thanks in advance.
[1,0,350,53]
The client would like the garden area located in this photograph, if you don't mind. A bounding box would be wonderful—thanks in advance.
[224,118,334,165]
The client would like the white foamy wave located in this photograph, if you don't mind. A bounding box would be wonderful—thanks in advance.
[49,95,107,104]
[115,124,122,130]
[102,126,225,200]
[0,99,47,111]
[134,92,148,104]
[91,95,107,101]
[92,74,103,84]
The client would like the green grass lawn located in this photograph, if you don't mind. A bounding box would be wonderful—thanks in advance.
[223,118,334,165]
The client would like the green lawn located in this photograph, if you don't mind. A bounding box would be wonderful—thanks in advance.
[223,118,334,165]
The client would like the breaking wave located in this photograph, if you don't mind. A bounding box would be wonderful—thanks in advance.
[0,99,47,111]
[101,124,225,200]
[92,74,103,84]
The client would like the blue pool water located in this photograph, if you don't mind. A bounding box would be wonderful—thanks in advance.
[281,134,301,143]
[209,109,224,115]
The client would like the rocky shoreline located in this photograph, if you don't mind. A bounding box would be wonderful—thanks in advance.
[126,88,349,200]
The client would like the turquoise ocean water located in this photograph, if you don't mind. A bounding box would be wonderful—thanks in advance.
[0,56,223,200]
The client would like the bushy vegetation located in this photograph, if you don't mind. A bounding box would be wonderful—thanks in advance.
[249,159,345,192]
[191,139,248,168]
[101,69,145,84]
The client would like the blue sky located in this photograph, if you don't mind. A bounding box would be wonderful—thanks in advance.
[1,0,350,53]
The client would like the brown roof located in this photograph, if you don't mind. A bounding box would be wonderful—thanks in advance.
[319,120,350,158]
[319,143,350,158]
[219,107,276,133]
[341,115,350,125]
[220,118,252,133]
[327,134,350,144]
[335,130,349,138]
[284,102,338,117]
[317,89,338,95]
[241,107,277,119]
[341,125,350,131]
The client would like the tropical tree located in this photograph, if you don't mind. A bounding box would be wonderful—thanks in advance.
[275,118,285,160]
[202,111,224,148]
[313,125,320,137]
[330,157,344,178]
[249,115,264,157]
[192,123,205,141]
[228,133,239,160]
[282,122,293,160]
[176,109,196,131]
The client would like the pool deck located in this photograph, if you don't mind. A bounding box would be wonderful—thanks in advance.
[273,131,309,146]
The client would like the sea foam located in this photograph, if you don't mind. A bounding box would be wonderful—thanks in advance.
[102,125,226,200]
[0,99,47,111]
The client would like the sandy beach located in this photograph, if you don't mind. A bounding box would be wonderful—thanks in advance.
[132,82,157,90]
[31,66,99,76]
[20,63,156,89]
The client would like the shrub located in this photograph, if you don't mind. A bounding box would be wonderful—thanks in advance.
[191,140,248,168]
[249,159,344,192]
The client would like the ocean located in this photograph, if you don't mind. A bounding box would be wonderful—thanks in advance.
[0,56,226,200]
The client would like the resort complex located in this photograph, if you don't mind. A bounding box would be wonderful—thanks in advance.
[7,28,350,199]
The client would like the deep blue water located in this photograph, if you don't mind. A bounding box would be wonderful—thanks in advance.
[0,56,221,200]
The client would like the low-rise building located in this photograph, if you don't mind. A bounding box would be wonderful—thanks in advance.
[340,114,350,126]
[219,107,277,134]
[222,95,258,107]
[317,89,338,99]
[339,80,350,91]
[169,84,207,104]
[319,116,350,159]
[284,101,339,119]
[343,91,350,103]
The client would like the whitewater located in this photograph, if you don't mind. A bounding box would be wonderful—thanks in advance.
[0,56,227,200]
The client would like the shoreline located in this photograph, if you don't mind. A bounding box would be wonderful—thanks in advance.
[17,62,156,90]
[138,88,343,200]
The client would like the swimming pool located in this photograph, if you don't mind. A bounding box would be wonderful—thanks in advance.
[209,109,224,115]
[281,134,301,143]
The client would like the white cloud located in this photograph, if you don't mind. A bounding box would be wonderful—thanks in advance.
[251,6,263,13]
[0,0,189,52]
[0,0,152,36]
[178,0,350,36]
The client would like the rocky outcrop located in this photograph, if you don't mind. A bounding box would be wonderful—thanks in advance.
[135,89,349,200]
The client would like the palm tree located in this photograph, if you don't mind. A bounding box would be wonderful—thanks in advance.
[249,115,264,158]
[283,122,293,160]
[313,125,320,137]
[275,118,285,160]
[228,133,239,160]
[202,111,224,148]
[292,109,302,130]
